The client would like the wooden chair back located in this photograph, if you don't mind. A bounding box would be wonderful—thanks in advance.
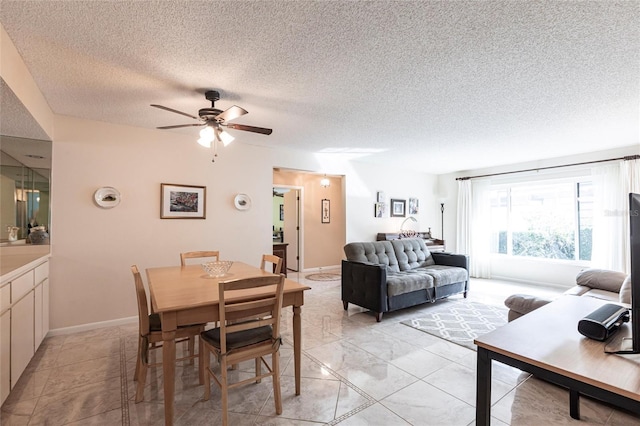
[131,265,150,336]
[180,250,220,266]
[217,274,285,355]
[260,254,283,275]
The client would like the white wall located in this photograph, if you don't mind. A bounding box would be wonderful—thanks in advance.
[438,145,640,288]
[50,115,439,329]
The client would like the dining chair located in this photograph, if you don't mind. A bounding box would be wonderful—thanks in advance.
[130,265,204,403]
[180,250,220,266]
[200,274,285,425]
[260,253,283,275]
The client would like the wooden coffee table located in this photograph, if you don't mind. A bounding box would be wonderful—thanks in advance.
[475,296,640,425]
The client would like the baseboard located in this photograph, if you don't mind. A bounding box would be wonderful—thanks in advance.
[47,315,137,337]
[301,265,341,273]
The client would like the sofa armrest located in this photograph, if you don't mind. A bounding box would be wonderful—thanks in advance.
[341,260,388,314]
[431,252,469,270]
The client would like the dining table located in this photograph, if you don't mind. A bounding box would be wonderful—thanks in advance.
[146,261,310,426]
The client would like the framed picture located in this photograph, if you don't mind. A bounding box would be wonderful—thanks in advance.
[321,199,330,223]
[279,204,284,221]
[408,198,419,215]
[390,199,406,217]
[374,203,384,218]
[377,191,385,202]
[160,183,206,219]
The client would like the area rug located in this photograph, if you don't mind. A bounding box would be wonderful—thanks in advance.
[401,300,508,350]
[305,272,341,281]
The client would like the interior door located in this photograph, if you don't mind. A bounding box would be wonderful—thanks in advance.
[283,190,300,272]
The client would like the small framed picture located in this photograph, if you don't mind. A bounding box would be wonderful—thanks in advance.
[377,191,385,202]
[321,199,330,223]
[161,183,206,219]
[390,199,406,217]
[408,198,419,214]
[279,204,284,221]
[374,203,384,218]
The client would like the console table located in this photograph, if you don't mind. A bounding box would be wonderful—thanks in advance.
[475,296,640,425]
[376,233,445,252]
[272,242,288,276]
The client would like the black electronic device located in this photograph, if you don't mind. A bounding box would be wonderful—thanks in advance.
[578,303,629,341]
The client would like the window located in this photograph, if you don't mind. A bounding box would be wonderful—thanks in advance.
[489,179,593,261]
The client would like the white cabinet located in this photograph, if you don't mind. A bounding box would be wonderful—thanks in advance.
[10,292,34,388]
[0,258,49,405]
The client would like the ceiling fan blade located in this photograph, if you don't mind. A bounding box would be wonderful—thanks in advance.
[224,123,273,135]
[157,123,204,129]
[216,105,248,123]
[150,104,199,120]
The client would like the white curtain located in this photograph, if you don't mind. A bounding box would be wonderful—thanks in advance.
[592,158,640,273]
[457,179,492,278]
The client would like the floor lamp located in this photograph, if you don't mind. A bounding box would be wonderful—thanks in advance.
[440,203,444,240]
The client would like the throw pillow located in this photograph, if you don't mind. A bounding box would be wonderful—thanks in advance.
[619,275,632,304]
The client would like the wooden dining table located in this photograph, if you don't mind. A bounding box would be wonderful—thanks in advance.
[146,262,310,426]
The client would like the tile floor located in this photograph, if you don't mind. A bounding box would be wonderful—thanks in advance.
[2,272,640,425]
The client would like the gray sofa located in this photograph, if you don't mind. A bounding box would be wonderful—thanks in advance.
[341,238,469,321]
[504,268,630,322]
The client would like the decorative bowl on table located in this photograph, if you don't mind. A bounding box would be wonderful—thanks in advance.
[202,260,233,277]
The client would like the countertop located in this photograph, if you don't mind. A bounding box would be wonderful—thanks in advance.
[1,245,51,282]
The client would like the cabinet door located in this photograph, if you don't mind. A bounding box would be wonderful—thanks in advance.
[0,310,10,405]
[10,291,34,389]
[34,284,43,348]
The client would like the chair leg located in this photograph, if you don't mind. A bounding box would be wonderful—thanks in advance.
[198,336,205,385]
[272,350,282,415]
[221,357,229,426]
[203,345,211,401]
[134,336,143,382]
[135,345,148,403]
[188,336,196,365]
[255,357,262,383]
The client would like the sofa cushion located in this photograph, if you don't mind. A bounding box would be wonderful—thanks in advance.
[386,270,435,297]
[619,275,632,304]
[344,241,400,272]
[391,238,435,271]
[576,269,627,293]
[415,265,468,287]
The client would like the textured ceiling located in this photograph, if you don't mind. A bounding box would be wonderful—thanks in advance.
[1,1,638,173]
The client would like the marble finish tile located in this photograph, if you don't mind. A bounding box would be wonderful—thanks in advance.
[423,362,514,406]
[261,374,344,423]
[492,376,614,425]
[54,337,121,366]
[335,381,374,418]
[42,355,122,395]
[380,380,476,426]
[336,356,418,401]
[337,402,411,425]
[2,368,52,404]
[28,376,123,425]
[11,274,637,425]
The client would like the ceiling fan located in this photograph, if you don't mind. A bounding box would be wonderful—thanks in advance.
[151,90,272,151]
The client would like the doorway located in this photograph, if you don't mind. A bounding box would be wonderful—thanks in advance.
[273,186,302,272]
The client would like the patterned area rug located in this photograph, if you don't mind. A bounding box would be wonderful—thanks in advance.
[401,300,508,350]
[305,272,341,281]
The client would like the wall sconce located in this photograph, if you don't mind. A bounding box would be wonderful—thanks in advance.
[320,175,330,188]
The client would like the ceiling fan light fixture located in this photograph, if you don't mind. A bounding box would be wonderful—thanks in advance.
[219,129,235,146]
[197,125,215,147]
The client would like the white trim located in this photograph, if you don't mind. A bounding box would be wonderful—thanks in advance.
[47,316,137,337]
[490,275,571,291]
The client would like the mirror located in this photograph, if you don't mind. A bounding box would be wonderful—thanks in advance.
[0,78,52,245]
